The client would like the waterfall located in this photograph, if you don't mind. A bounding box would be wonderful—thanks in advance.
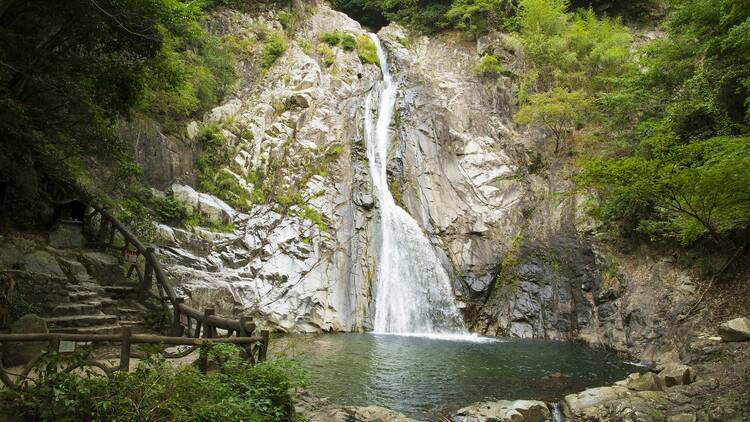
[364,34,466,336]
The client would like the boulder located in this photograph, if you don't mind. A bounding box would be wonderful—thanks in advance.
[624,372,663,391]
[718,317,750,342]
[171,184,236,225]
[564,386,630,416]
[49,223,86,249]
[21,251,65,278]
[658,364,695,387]
[2,314,49,366]
[452,400,551,422]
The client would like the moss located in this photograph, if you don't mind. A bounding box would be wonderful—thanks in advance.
[495,233,523,290]
[474,54,504,76]
[388,179,403,207]
[185,214,236,233]
[356,35,380,66]
[397,36,412,49]
[319,31,356,51]
[316,43,335,66]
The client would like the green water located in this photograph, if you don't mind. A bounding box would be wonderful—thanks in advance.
[275,333,634,419]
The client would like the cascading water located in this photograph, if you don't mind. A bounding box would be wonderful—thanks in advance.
[365,34,466,336]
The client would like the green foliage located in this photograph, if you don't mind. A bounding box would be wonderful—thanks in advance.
[330,0,453,34]
[0,0,241,225]
[578,137,750,246]
[317,43,336,67]
[446,0,518,37]
[319,32,357,51]
[260,32,288,70]
[356,35,380,66]
[495,233,524,289]
[474,54,505,76]
[515,88,592,153]
[576,0,750,247]
[1,347,306,421]
[154,196,191,226]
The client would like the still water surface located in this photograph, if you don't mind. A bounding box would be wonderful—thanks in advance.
[273,333,633,419]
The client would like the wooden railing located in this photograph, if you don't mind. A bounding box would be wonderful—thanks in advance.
[0,329,266,390]
[80,203,268,359]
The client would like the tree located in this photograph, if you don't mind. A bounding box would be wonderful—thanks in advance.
[445,0,517,37]
[0,0,236,224]
[515,88,592,153]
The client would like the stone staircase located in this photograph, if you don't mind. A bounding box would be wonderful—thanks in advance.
[40,250,150,335]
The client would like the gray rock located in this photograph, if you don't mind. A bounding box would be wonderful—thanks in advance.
[625,372,663,391]
[453,400,551,422]
[658,364,695,387]
[3,314,49,366]
[564,386,630,416]
[21,251,65,278]
[171,184,236,224]
[668,414,696,422]
[718,317,750,342]
[49,223,86,249]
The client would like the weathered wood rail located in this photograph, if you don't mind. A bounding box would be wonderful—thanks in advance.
[0,329,266,390]
[82,203,268,345]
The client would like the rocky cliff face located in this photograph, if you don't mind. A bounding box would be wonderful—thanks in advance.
[134,4,745,362]
[147,6,383,333]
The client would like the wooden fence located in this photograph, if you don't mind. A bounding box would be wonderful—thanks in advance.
[0,329,267,390]
[83,203,268,345]
[0,201,273,389]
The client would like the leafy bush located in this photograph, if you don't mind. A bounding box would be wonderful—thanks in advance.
[356,35,380,65]
[260,32,288,70]
[319,32,357,51]
[515,88,592,153]
[445,0,517,37]
[474,54,504,75]
[0,346,306,421]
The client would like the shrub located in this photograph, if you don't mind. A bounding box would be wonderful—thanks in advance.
[260,32,288,70]
[356,35,380,66]
[474,54,504,75]
[0,346,306,421]
[319,31,357,51]
[317,43,335,66]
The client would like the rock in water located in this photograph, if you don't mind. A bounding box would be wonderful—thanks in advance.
[718,317,750,342]
[452,400,551,422]
[2,314,49,366]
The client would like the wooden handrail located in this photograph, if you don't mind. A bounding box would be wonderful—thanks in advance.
[88,204,257,335]
[0,333,264,344]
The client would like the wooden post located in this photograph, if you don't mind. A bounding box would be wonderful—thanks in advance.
[198,308,214,373]
[108,223,116,246]
[98,218,109,248]
[203,308,215,339]
[119,327,132,372]
[172,297,185,337]
[258,330,269,362]
[143,247,154,291]
[238,316,248,337]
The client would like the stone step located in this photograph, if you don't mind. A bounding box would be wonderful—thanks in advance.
[51,302,102,316]
[102,285,139,299]
[118,308,146,319]
[45,314,118,328]
[50,324,123,335]
[69,291,99,301]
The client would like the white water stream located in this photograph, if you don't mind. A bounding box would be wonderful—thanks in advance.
[365,34,467,336]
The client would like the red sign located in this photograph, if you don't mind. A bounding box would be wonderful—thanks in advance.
[125,250,138,263]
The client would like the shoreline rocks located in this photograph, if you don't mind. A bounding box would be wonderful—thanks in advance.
[718,317,750,342]
[452,400,551,422]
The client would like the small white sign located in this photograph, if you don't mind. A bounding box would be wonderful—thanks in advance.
[58,340,76,353]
